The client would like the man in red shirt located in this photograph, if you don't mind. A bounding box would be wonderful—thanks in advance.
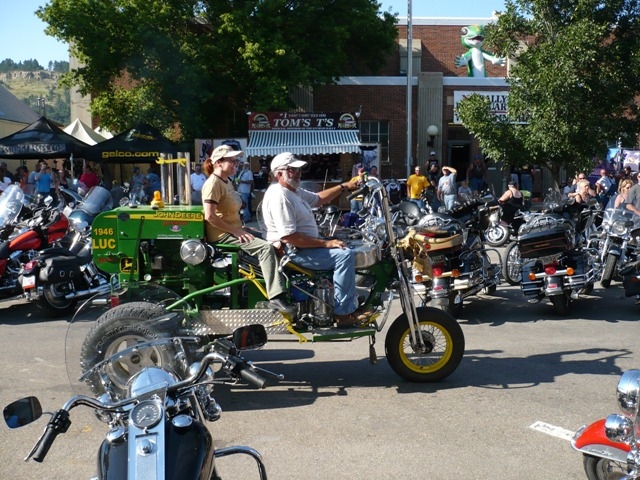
[79,165,100,194]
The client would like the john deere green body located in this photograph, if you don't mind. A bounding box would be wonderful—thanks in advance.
[91,205,266,308]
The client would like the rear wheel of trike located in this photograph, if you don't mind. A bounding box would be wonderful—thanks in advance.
[80,301,182,397]
[384,307,465,383]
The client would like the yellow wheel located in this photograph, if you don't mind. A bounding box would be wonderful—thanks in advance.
[385,307,464,382]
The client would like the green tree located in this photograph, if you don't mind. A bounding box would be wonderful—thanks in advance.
[455,0,640,179]
[37,0,397,140]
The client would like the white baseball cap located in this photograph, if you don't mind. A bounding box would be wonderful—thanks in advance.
[270,152,307,171]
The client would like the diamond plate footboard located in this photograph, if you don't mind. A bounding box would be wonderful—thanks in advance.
[194,309,290,336]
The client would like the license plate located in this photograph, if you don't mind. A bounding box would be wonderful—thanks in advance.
[21,275,36,290]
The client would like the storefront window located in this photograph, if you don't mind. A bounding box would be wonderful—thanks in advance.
[360,120,389,163]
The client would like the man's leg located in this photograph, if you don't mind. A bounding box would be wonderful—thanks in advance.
[290,247,358,315]
[219,234,286,299]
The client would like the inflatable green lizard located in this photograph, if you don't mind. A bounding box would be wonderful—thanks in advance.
[454,25,506,77]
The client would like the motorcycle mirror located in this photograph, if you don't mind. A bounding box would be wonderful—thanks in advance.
[232,324,268,351]
[119,197,129,207]
[3,396,42,429]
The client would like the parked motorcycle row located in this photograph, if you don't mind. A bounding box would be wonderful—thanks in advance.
[390,184,640,317]
[0,182,115,319]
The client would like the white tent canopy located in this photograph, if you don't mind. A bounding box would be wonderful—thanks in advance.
[94,125,114,140]
[64,118,107,145]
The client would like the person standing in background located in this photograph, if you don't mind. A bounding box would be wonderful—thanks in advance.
[406,166,429,209]
[349,167,366,213]
[466,157,486,193]
[438,166,458,210]
[236,161,255,222]
[519,164,534,193]
[190,163,207,204]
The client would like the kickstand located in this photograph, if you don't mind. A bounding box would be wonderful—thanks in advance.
[368,335,377,365]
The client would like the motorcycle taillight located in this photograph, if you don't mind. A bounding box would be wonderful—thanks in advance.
[432,266,444,277]
[544,265,557,275]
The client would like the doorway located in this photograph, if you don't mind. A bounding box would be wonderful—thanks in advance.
[448,143,471,180]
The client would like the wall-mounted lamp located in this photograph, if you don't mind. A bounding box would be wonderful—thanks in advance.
[355,105,362,119]
[426,124,438,147]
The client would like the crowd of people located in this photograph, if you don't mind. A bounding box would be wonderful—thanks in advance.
[563,166,640,211]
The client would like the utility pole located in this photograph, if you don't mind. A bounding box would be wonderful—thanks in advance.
[405,0,413,178]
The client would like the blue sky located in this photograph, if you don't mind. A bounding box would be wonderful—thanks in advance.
[1,0,505,67]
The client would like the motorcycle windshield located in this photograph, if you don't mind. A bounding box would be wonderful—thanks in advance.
[602,207,635,225]
[65,283,194,400]
[77,186,113,216]
[0,185,25,226]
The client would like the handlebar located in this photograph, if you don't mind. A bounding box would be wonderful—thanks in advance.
[347,186,367,201]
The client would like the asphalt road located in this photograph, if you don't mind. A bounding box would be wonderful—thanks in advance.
[0,283,638,480]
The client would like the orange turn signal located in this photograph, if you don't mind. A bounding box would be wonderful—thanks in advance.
[566,267,574,276]
[528,272,536,281]
[414,274,423,283]
[452,269,460,278]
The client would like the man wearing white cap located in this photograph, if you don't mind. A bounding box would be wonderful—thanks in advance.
[202,145,293,313]
[261,152,371,328]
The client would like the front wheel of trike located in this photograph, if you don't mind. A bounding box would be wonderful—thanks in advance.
[384,307,465,383]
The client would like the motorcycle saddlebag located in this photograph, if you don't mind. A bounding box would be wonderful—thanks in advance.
[518,215,574,258]
[39,256,82,283]
[622,262,640,297]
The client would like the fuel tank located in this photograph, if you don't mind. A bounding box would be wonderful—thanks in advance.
[96,420,215,480]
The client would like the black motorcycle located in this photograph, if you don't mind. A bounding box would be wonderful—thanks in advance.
[19,186,113,316]
[502,192,599,315]
[3,309,279,480]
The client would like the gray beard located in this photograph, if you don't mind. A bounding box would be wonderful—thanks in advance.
[284,173,300,189]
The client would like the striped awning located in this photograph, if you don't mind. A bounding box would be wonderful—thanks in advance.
[246,129,362,157]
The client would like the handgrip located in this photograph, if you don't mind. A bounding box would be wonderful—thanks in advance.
[32,409,70,463]
[347,187,366,201]
[239,366,269,389]
[32,425,58,462]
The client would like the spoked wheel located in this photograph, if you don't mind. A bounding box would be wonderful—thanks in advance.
[80,302,180,397]
[502,241,522,286]
[484,225,510,247]
[583,454,626,480]
[385,307,465,383]
[38,281,78,317]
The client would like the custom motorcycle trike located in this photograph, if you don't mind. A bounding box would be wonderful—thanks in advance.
[82,177,465,384]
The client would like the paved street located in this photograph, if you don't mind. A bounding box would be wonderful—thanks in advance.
[0,283,638,479]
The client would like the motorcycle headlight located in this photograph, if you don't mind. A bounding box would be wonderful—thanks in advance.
[180,239,207,265]
[617,369,640,416]
[612,221,629,236]
[604,414,634,443]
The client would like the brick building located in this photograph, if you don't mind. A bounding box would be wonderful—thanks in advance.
[310,15,513,189]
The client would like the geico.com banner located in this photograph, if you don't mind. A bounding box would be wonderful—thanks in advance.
[101,150,161,159]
